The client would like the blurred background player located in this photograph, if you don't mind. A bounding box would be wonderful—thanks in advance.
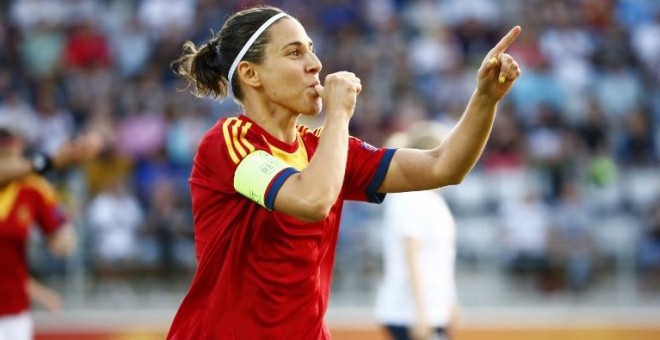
[375,122,458,340]
[0,121,99,340]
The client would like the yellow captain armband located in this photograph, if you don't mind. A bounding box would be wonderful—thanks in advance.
[234,150,299,210]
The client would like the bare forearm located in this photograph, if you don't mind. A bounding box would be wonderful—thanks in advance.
[27,277,62,313]
[0,158,34,185]
[405,239,427,325]
[274,115,350,220]
[378,27,522,193]
[379,91,497,192]
[434,90,498,182]
[410,260,426,321]
[298,115,349,204]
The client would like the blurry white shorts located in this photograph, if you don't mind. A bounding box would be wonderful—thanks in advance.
[0,312,33,340]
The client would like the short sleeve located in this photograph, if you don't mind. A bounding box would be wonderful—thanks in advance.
[190,118,258,194]
[27,177,67,236]
[343,137,396,203]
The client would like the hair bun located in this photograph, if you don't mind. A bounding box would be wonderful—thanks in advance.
[207,40,224,69]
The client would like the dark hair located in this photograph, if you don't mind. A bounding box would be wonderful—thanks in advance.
[171,6,286,102]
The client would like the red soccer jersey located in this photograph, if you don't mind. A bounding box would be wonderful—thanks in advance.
[168,115,395,340]
[0,175,67,316]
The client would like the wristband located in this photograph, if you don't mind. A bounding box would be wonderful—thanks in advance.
[31,152,54,174]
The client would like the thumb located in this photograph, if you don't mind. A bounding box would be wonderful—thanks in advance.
[314,84,324,97]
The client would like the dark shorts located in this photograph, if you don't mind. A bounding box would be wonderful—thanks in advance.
[384,324,449,340]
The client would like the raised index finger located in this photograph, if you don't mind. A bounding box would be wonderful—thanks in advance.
[490,26,521,55]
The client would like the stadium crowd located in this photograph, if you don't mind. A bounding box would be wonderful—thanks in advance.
[0,0,658,300]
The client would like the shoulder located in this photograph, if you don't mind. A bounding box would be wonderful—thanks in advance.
[19,175,58,203]
[199,117,264,166]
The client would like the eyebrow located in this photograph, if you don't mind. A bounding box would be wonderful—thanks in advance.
[280,40,314,51]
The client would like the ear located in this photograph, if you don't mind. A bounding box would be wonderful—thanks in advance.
[236,61,261,89]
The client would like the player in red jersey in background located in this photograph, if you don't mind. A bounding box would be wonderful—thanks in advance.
[168,5,521,339]
[0,123,73,340]
[0,122,101,340]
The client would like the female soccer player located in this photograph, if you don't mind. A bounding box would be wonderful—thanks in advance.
[0,124,82,340]
[168,5,520,339]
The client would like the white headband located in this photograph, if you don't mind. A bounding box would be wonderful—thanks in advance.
[227,12,287,90]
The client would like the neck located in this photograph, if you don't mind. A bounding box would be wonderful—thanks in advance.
[243,100,299,144]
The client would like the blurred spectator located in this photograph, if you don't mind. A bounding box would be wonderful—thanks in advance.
[62,20,114,127]
[617,108,657,166]
[31,92,74,155]
[132,148,180,206]
[87,178,144,287]
[499,191,553,292]
[166,103,213,166]
[576,98,611,157]
[402,0,444,34]
[593,51,644,120]
[526,103,573,201]
[638,198,660,292]
[83,145,133,197]
[62,22,112,70]
[0,91,39,146]
[630,11,660,83]
[549,181,597,293]
[18,22,65,78]
[539,7,594,121]
[138,0,195,41]
[143,179,195,280]
[109,13,153,78]
[9,0,67,31]
[482,108,526,173]
[115,107,167,160]
[509,60,564,127]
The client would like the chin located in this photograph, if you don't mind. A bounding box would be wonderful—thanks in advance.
[300,99,322,116]
[300,109,320,116]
